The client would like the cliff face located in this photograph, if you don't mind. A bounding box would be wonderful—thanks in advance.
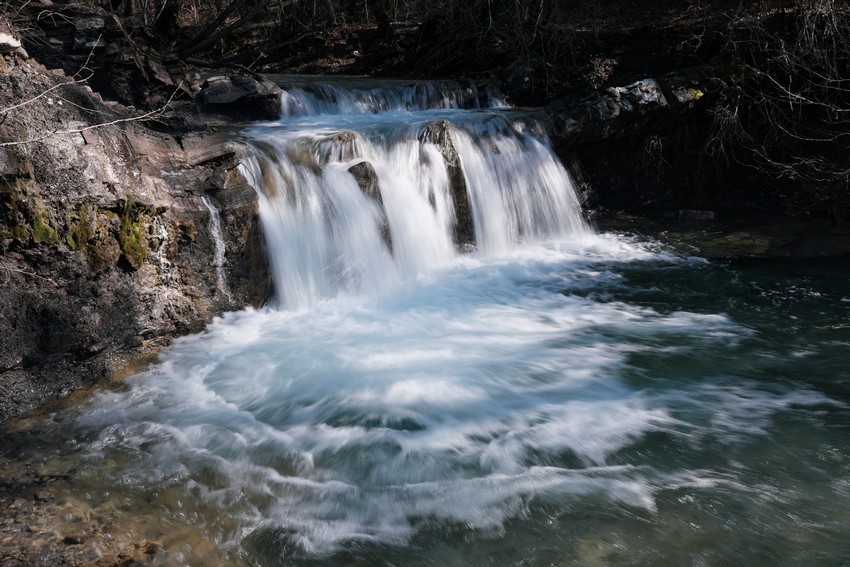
[0,51,270,423]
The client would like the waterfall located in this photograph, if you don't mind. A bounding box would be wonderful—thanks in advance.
[242,79,588,309]
[200,195,233,302]
[275,77,509,117]
[23,76,847,567]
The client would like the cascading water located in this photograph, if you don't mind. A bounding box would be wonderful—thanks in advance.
[239,81,586,308]
[10,78,850,566]
[201,195,233,302]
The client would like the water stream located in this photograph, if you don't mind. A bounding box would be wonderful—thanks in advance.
[5,78,850,566]
[201,195,233,303]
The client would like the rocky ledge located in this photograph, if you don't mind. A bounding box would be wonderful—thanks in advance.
[0,47,271,424]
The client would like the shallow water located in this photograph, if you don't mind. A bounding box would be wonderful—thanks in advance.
[12,239,850,566]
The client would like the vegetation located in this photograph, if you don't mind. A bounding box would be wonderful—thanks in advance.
[118,200,149,270]
[711,0,850,222]
[31,209,58,244]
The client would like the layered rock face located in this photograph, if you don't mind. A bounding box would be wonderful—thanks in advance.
[0,51,270,423]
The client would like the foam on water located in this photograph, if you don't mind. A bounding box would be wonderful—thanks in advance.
[31,79,850,564]
[63,236,831,557]
[67,244,628,545]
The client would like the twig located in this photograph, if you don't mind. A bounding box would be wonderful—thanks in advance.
[0,73,93,116]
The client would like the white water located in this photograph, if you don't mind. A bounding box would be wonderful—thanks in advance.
[240,90,587,309]
[201,195,233,302]
[276,78,508,117]
[49,79,850,564]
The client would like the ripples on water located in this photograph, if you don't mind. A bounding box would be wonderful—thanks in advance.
[15,240,850,566]
[7,78,850,565]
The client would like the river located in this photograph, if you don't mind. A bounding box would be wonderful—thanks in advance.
[3,78,849,566]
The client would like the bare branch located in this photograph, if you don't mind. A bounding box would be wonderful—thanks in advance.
[0,84,183,148]
[0,73,92,116]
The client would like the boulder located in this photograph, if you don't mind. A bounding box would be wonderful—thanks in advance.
[197,74,282,120]
[348,160,392,252]
[609,78,667,113]
[348,160,380,203]
[314,130,361,165]
[419,120,473,245]
[546,67,717,143]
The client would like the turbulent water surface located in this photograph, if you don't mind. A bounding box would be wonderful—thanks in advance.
[9,79,850,566]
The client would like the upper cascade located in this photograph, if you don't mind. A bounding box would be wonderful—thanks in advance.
[241,77,589,309]
[276,78,509,117]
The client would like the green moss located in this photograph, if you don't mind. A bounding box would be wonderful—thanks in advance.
[12,224,28,241]
[1,178,58,245]
[118,200,149,269]
[688,88,704,101]
[66,204,124,271]
[32,209,58,244]
[67,203,94,251]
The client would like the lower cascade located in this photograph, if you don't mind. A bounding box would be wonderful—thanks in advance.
[13,78,850,566]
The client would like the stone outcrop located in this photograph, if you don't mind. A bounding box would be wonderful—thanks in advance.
[419,119,473,245]
[348,160,393,250]
[546,67,718,145]
[543,67,726,219]
[0,53,270,424]
[197,74,282,120]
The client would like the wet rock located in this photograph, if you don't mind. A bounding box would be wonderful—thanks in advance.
[0,59,270,425]
[315,130,361,165]
[348,160,392,252]
[419,120,474,245]
[348,161,380,203]
[96,539,163,565]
